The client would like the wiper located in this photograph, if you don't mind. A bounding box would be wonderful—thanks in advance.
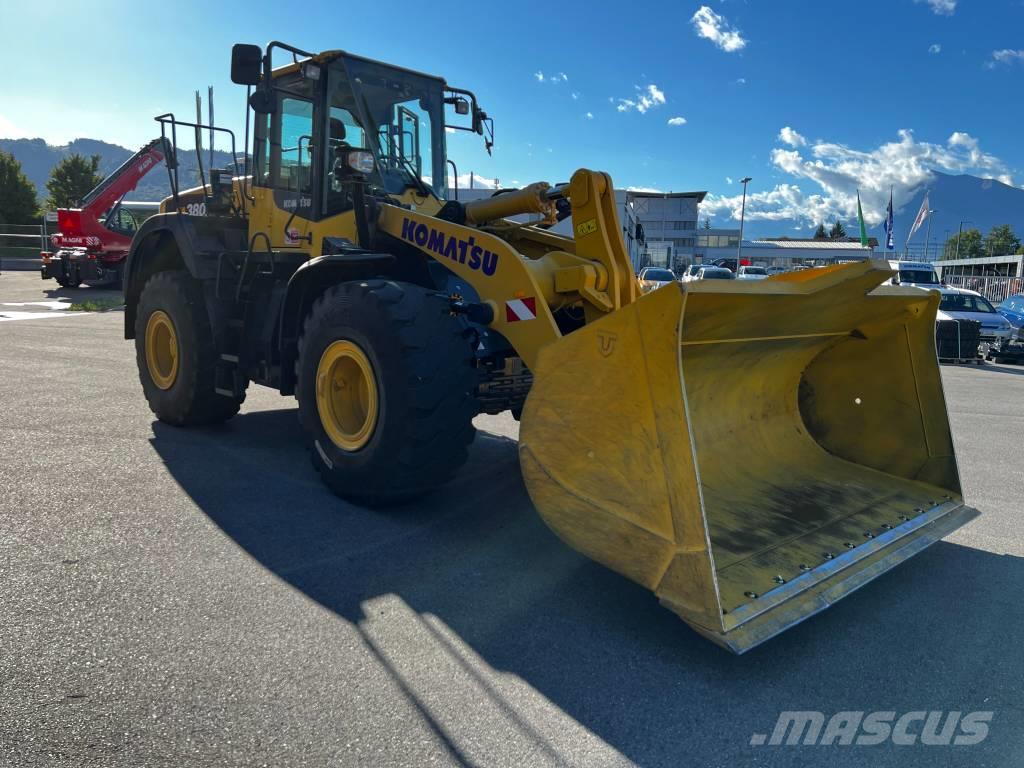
[357,92,431,199]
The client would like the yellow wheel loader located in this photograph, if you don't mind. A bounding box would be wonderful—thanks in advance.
[124,42,979,653]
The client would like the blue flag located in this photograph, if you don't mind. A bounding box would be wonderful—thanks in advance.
[883,188,895,250]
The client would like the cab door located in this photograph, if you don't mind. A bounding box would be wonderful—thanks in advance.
[257,75,323,251]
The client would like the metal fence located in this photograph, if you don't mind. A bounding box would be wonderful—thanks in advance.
[943,274,1023,304]
[0,223,46,270]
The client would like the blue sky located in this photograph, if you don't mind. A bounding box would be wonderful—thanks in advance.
[1,0,1022,231]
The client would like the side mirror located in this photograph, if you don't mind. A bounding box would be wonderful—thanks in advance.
[231,44,263,86]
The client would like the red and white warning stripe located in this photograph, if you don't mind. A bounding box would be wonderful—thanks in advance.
[505,297,537,322]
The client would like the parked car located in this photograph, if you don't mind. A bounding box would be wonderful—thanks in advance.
[695,266,735,281]
[936,288,1013,348]
[680,264,703,283]
[765,266,788,276]
[736,265,768,280]
[997,293,1024,329]
[637,266,677,293]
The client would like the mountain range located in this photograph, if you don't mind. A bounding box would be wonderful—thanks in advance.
[735,171,1024,252]
[3,138,1022,254]
[0,137,241,205]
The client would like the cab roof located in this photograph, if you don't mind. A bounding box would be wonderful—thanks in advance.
[272,48,447,87]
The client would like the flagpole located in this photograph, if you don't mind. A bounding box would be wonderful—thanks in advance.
[924,209,934,261]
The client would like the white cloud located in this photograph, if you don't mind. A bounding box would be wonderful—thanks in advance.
[449,172,498,190]
[928,43,942,54]
[667,116,687,126]
[701,128,1013,229]
[585,111,594,120]
[535,70,569,83]
[616,84,666,114]
[691,6,747,53]
[990,49,1024,67]
[736,77,747,85]
[0,113,31,139]
[915,0,956,15]
[571,91,579,100]
[626,186,663,193]
[725,176,734,184]
[778,126,807,147]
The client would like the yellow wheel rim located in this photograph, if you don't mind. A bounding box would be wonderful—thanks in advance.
[316,340,379,451]
[145,310,179,390]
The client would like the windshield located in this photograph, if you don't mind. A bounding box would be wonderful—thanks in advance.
[899,268,939,284]
[642,269,675,281]
[336,56,446,200]
[940,294,996,313]
[701,269,733,280]
[688,265,701,275]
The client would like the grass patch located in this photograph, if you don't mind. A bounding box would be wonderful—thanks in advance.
[67,298,125,312]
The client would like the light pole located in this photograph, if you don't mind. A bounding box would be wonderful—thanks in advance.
[737,176,752,271]
[954,219,972,262]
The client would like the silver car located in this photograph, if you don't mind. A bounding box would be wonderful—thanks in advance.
[936,288,1013,347]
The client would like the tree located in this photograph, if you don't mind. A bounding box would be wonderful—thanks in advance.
[702,217,712,230]
[0,150,39,225]
[829,220,847,240]
[46,153,102,209]
[813,223,827,240]
[984,224,1020,257]
[942,228,983,260]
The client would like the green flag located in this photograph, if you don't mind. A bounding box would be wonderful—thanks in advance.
[857,190,869,248]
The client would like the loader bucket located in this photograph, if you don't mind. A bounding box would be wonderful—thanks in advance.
[518,261,979,653]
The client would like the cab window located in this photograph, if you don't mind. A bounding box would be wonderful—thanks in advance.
[274,97,314,192]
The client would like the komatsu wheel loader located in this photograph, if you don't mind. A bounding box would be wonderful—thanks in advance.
[124,42,980,653]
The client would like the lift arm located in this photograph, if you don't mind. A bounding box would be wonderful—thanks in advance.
[376,168,642,367]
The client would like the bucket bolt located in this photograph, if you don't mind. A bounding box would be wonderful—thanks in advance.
[863,532,875,539]
[744,591,759,599]
[772,575,786,585]
[844,542,855,549]
[881,523,893,530]
[823,552,835,560]
[799,563,812,571]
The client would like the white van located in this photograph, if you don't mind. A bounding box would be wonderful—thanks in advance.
[886,260,942,289]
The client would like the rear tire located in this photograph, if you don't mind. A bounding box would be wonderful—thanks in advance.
[134,270,243,426]
[296,280,478,505]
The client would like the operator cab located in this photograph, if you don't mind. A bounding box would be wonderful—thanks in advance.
[239,45,493,224]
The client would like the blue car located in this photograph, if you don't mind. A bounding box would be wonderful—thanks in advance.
[997,294,1024,329]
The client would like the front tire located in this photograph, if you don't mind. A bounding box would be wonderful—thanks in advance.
[134,270,243,425]
[296,280,478,504]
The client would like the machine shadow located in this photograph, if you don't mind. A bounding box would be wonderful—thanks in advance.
[42,286,122,300]
[150,407,1023,765]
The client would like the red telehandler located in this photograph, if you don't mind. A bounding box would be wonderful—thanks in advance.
[41,138,169,289]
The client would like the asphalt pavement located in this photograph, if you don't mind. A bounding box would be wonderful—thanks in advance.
[1,270,1022,767]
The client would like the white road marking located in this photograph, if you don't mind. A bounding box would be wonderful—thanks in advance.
[0,299,81,322]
